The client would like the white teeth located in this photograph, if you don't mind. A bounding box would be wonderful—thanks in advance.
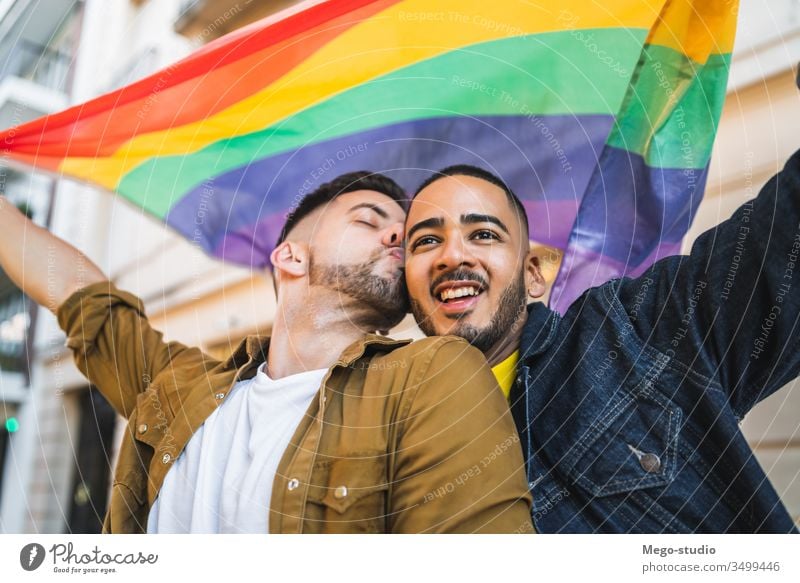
[439,286,479,301]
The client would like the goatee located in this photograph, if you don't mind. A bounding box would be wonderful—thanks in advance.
[411,270,527,355]
[309,250,410,331]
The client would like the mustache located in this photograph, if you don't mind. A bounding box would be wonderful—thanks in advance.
[429,269,488,295]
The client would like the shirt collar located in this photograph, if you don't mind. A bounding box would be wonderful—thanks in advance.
[491,350,520,400]
[221,333,412,371]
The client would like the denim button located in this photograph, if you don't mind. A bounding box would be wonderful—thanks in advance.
[287,478,300,491]
[334,486,348,499]
[161,453,172,464]
[639,453,661,473]
[628,444,662,474]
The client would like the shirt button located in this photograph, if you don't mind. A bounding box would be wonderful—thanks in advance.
[137,424,148,434]
[639,453,662,474]
[161,453,172,465]
[287,478,300,491]
[214,392,225,400]
[334,486,348,499]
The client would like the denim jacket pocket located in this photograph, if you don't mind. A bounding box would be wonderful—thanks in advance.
[563,385,682,497]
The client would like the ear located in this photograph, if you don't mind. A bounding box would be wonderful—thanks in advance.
[269,240,308,281]
[524,252,546,299]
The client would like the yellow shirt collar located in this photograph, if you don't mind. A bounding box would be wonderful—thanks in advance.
[491,350,519,400]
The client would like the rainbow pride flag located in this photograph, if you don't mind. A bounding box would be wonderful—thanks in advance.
[0,0,737,313]
[549,0,739,310]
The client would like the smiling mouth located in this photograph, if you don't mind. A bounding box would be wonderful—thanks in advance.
[431,281,486,317]
[438,284,482,302]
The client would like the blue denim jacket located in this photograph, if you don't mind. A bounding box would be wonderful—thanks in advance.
[512,150,800,533]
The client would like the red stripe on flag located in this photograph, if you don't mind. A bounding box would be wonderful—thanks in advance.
[0,0,398,161]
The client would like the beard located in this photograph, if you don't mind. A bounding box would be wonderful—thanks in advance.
[411,269,527,355]
[308,249,410,331]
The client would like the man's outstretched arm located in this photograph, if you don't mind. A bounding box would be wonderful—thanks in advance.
[1,195,208,416]
[0,196,105,312]
[618,148,800,417]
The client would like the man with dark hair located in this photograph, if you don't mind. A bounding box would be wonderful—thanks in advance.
[404,158,800,533]
[277,170,408,246]
[407,166,533,358]
[0,171,533,533]
[413,165,530,242]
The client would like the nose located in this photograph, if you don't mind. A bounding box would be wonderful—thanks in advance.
[383,221,404,247]
[436,233,476,271]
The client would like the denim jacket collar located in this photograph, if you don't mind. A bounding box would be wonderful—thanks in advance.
[519,302,560,363]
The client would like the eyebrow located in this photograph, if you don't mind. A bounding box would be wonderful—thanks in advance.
[406,213,511,242]
[461,213,510,235]
[348,202,389,219]
[406,217,444,241]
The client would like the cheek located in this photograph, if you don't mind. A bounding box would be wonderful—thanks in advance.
[323,246,347,265]
[337,234,372,262]
[404,259,429,297]
[481,251,519,283]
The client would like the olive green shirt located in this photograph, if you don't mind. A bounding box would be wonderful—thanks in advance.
[57,281,533,533]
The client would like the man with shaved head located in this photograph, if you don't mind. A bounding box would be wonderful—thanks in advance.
[0,171,532,534]
[405,159,800,533]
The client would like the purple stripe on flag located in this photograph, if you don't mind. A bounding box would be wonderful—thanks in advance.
[550,145,710,313]
[165,114,613,267]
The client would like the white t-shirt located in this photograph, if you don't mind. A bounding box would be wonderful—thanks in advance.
[146,362,327,533]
